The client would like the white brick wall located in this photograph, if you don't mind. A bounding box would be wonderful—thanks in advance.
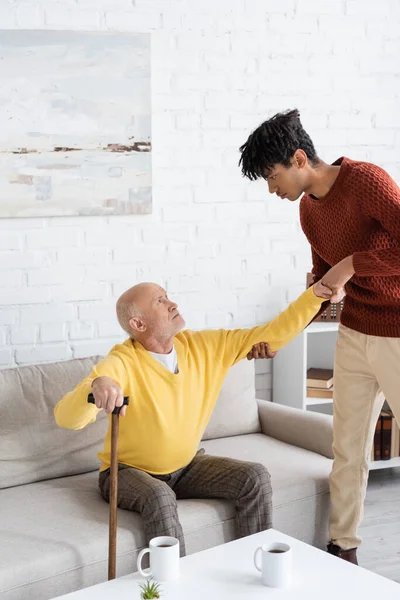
[1,0,400,405]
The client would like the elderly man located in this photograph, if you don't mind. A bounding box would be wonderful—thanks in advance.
[55,279,332,556]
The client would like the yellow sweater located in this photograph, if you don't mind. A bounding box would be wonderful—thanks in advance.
[54,287,324,474]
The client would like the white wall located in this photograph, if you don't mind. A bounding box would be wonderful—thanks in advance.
[1,0,400,400]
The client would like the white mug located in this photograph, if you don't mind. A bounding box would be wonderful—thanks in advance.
[254,541,292,588]
[137,536,180,582]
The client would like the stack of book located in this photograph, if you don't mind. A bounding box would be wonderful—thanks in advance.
[371,408,400,462]
[306,368,334,399]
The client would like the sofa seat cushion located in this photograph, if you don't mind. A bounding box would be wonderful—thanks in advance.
[202,433,332,507]
[0,473,235,600]
[0,434,331,599]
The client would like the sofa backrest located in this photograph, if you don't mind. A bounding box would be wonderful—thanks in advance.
[0,356,108,490]
[201,359,261,440]
[0,356,260,490]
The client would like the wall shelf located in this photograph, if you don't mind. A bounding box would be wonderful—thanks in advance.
[369,457,400,470]
[306,397,333,406]
[273,321,337,412]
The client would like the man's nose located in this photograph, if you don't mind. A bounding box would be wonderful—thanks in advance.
[268,180,277,194]
[169,300,178,310]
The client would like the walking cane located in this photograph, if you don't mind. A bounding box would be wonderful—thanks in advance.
[88,393,129,580]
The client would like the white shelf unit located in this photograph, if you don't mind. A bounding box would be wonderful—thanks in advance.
[272,321,399,471]
[273,321,338,412]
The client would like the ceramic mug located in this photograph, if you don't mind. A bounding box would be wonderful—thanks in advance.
[137,536,180,582]
[254,541,292,588]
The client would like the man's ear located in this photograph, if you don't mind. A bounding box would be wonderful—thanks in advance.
[293,149,307,169]
[129,316,146,334]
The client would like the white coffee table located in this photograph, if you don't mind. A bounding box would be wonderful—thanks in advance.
[53,529,399,599]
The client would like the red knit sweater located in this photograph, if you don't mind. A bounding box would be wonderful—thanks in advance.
[300,157,400,338]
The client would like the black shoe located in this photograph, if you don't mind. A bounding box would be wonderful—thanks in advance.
[327,542,358,565]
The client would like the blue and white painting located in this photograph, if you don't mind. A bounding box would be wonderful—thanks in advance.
[0,31,152,217]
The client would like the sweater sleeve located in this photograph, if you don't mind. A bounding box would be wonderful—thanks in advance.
[311,247,331,281]
[218,286,324,367]
[54,352,128,430]
[353,165,400,276]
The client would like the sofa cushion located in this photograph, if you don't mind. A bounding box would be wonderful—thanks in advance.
[202,359,261,440]
[202,433,331,504]
[0,433,331,600]
[0,356,107,490]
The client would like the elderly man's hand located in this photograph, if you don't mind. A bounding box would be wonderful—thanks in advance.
[313,278,346,305]
[321,256,355,295]
[91,376,127,416]
[247,342,277,361]
[313,279,334,300]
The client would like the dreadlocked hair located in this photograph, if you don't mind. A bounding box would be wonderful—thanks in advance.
[239,109,319,181]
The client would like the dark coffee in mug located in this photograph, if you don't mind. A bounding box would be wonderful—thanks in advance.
[269,549,286,553]
[158,544,173,548]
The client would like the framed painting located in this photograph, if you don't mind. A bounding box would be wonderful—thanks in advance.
[0,31,152,217]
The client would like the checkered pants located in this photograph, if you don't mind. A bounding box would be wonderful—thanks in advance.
[98,450,272,557]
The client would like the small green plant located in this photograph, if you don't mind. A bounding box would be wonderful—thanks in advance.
[138,578,163,599]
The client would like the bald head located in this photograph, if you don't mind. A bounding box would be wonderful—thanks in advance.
[116,282,184,343]
[116,282,156,337]
[117,282,156,310]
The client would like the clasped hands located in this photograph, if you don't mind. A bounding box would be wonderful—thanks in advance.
[318,254,355,303]
[247,255,355,361]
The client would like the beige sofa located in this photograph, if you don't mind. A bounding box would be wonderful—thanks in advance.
[0,355,333,600]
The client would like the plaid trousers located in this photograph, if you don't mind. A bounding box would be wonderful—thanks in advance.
[98,450,272,557]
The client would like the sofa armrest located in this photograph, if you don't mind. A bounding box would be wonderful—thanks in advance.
[257,399,334,459]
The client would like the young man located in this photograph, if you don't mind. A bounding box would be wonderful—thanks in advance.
[55,279,333,556]
[239,109,400,565]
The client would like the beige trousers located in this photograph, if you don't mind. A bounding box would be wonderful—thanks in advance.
[330,324,400,550]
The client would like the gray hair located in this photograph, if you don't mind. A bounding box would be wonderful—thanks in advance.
[116,301,143,339]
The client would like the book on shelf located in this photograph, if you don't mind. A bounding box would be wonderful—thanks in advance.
[391,416,400,458]
[306,368,334,389]
[381,412,392,461]
[373,418,382,461]
[370,408,400,462]
[306,386,333,399]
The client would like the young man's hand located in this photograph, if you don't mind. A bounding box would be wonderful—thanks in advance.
[247,342,277,361]
[321,256,355,294]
